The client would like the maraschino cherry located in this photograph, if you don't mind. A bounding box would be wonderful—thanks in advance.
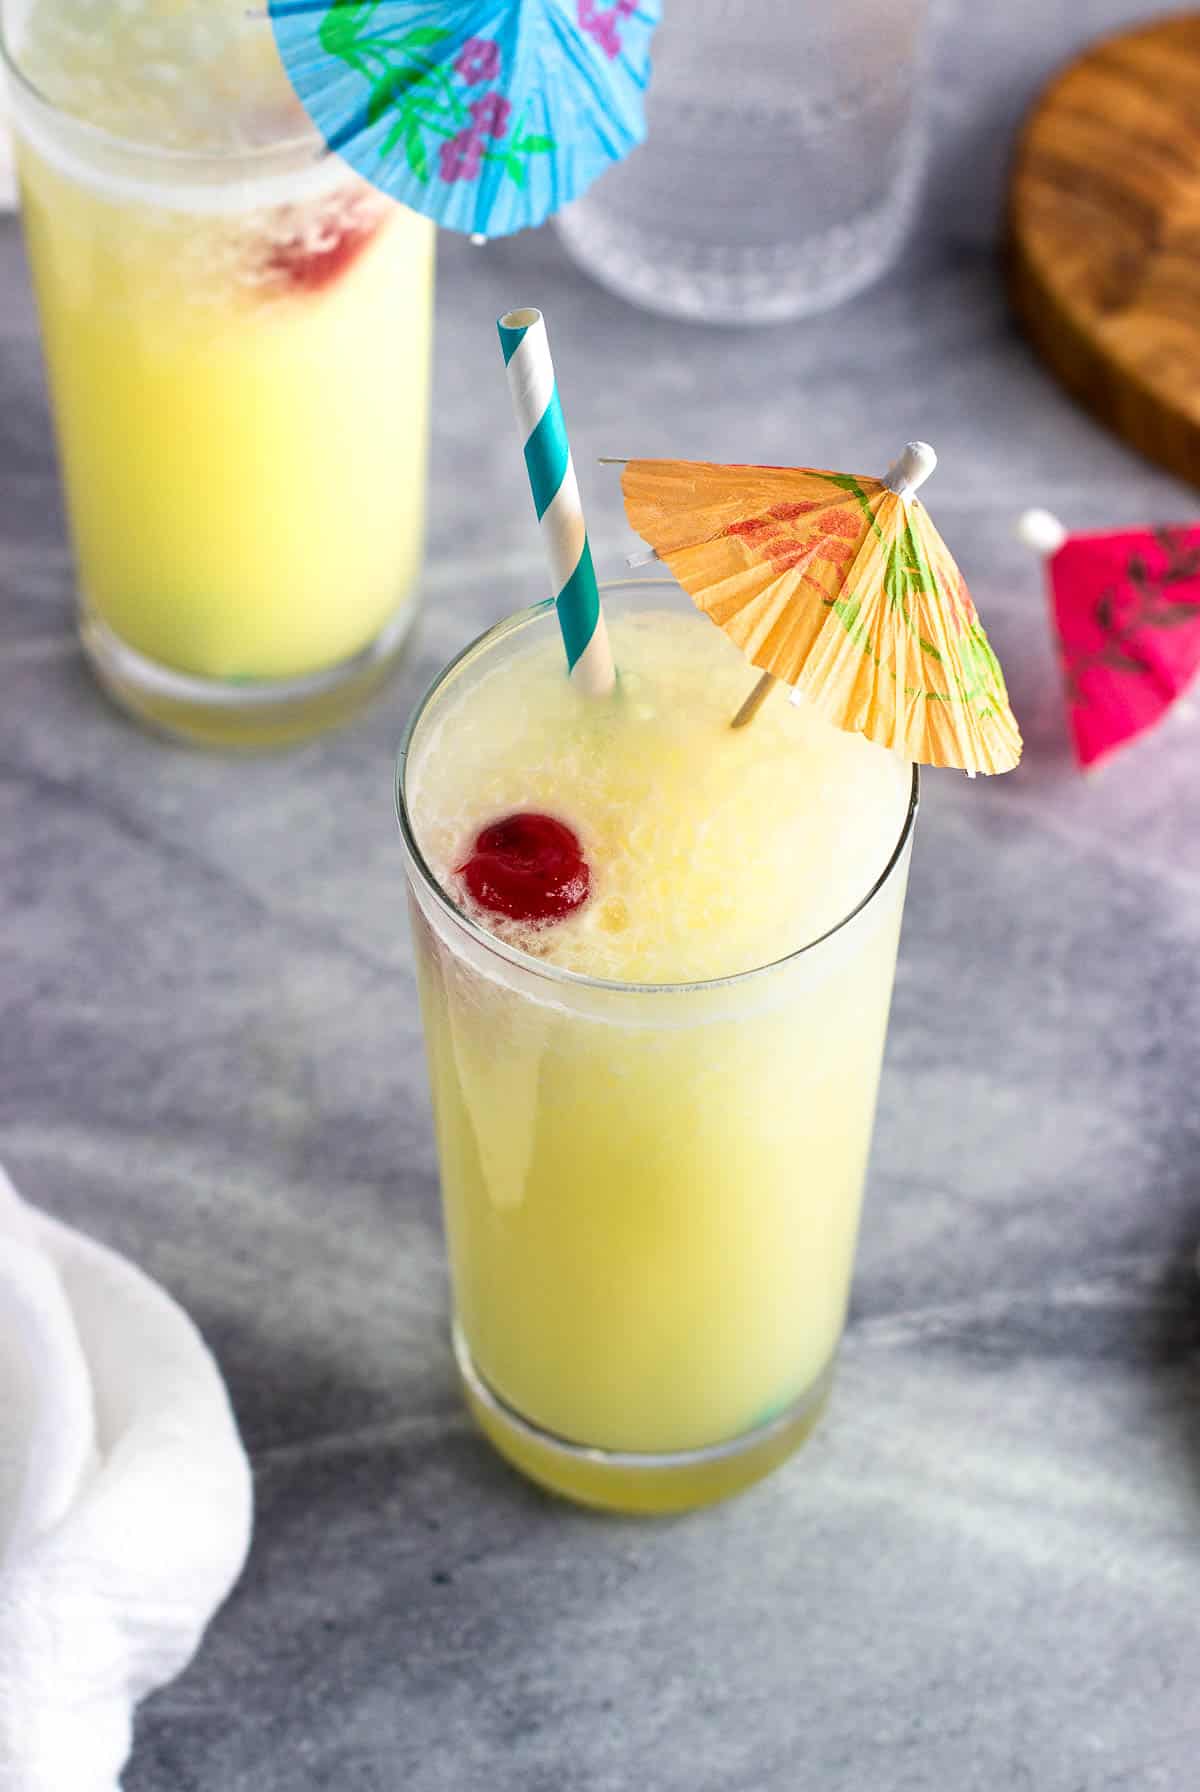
[458,813,590,923]
[266,211,379,294]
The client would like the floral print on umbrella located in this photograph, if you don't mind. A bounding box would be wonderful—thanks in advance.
[271,0,660,235]
[318,11,556,188]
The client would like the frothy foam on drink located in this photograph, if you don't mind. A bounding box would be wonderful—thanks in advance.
[10,0,400,299]
[408,610,913,985]
[9,0,364,219]
[17,0,309,154]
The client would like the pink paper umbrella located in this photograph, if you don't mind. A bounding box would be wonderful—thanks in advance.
[1020,510,1200,770]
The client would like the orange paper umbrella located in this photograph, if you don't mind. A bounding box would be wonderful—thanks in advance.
[620,443,1022,774]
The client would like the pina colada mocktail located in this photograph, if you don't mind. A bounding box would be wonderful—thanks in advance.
[4,0,434,745]
[399,583,916,1513]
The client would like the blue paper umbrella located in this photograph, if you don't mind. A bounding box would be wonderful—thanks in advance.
[268,0,660,237]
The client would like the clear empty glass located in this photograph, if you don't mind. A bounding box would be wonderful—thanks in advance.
[556,0,932,325]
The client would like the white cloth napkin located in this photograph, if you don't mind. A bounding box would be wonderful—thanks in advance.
[0,1166,253,1792]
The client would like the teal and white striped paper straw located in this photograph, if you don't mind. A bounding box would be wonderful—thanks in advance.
[497,308,615,697]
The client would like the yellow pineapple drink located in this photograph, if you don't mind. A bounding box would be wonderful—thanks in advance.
[3,0,434,744]
[399,582,916,1513]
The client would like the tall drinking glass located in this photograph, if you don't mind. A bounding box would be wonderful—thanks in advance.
[397,581,917,1514]
[2,0,434,746]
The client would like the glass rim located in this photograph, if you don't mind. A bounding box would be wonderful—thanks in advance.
[395,579,920,1000]
[0,11,323,169]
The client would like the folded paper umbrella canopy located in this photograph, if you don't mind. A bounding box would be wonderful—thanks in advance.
[620,445,1022,774]
[1020,509,1200,769]
[268,0,661,237]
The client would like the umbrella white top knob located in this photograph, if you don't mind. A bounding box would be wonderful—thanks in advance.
[1018,508,1069,555]
[883,441,938,501]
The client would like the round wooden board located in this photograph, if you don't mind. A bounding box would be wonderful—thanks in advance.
[1009,13,1200,490]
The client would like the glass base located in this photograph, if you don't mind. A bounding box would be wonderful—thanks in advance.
[79,601,419,749]
[454,1327,835,1515]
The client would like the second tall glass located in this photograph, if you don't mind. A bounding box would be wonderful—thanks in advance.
[3,8,434,746]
